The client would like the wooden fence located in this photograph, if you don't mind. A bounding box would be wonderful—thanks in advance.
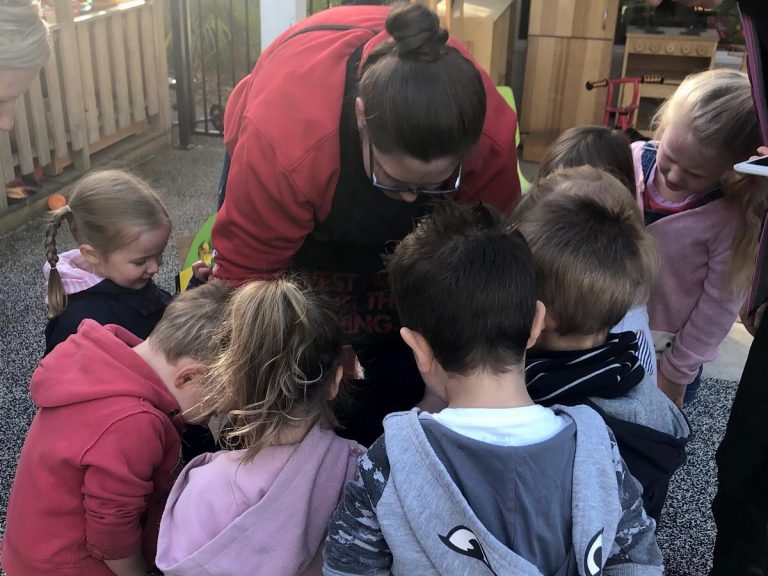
[0,0,171,214]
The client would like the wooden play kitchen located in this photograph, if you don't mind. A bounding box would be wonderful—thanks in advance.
[620,26,718,137]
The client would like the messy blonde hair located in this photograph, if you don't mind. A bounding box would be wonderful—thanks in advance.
[201,279,343,463]
[150,281,231,364]
[0,0,50,70]
[516,166,658,336]
[45,170,171,319]
[652,68,767,292]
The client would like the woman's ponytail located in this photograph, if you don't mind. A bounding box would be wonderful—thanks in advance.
[359,3,486,161]
[387,3,448,62]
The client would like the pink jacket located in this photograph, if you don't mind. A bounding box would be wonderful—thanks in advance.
[42,248,103,295]
[156,424,364,576]
[632,141,744,385]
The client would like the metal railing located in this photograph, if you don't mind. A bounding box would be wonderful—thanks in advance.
[170,0,346,147]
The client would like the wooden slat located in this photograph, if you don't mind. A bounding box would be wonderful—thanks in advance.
[54,0,90,170]
[151,0,171,132]
[89,119,147,155]
[125,10,146,122]
[92,19,116,137]
[0,132,13,211]
[44,40,69,165]
[13,97,35,175]
[77,21,101,145]
[27,75,52,167]
[140,7,159,116]
[110,13,132,130]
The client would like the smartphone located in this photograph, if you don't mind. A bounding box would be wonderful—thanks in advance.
[734,155,768,176]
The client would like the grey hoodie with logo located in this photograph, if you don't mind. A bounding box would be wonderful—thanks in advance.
[323,405,662,576]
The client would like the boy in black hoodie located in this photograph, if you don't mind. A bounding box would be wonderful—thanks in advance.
[515,166,690,524]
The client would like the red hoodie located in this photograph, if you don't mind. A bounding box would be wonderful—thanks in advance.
[213,5,521,287]
[1,320,185,576]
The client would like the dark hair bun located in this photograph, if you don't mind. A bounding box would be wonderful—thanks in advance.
[386,3,449,62]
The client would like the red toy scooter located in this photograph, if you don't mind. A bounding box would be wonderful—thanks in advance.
[585,74,664,141]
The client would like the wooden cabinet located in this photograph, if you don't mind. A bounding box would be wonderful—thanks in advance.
[422,0,464,42]
[621,27,718,137]
[528,0,617,39]
[462,0,515,86]
[521,0,618,162]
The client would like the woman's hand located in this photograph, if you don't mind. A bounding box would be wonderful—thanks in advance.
[752,145,768,160]
[191,260,212,283]
[657,364,686,407]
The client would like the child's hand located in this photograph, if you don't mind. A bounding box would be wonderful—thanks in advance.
[103,551,145,576]
[742,302,767,337]
[657,365,685,408]
[341,345,363,380]
[192,260,212,283]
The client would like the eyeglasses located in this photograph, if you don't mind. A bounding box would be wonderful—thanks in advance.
[368,138,462,196]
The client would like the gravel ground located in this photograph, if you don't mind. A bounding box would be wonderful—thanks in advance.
[0,135,745,575]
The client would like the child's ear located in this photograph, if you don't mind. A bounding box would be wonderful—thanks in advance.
[400,327,435,374]
[526,300,547,350]
[327,365,343,401]
[173,363,207,390]
[355,97,366,131]
[79,244,102,266]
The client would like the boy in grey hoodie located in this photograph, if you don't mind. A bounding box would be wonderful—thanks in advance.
[323,201,663,576]
[516,167,690,524]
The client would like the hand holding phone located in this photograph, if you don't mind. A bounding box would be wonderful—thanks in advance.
[734,155,768,177]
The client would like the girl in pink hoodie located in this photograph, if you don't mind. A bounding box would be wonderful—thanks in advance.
[156,279,364,576]
[632,69,768,406]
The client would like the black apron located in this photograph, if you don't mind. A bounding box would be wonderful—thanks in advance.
[290,41,431,445]
[291,43,433,349]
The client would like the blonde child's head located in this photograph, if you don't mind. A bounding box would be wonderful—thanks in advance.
[143,281,232,423]
[653,69,758,175]
[517,166,658,337]
[45,170,171,318]
[202,279,344,462]
[652,69,767,291]
[537,125,636,196]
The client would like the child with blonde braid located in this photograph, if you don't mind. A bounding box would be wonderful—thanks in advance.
[44,169,172,355]
[156,279,364,576]
[633,69,768,406]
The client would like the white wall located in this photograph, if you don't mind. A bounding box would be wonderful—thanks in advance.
[260,0,308,51]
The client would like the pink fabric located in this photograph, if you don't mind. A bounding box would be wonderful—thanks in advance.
[43,248,103,295]
[632,142,745,385]
[156,424,364,576]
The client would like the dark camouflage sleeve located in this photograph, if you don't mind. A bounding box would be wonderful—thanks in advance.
[323,437,393,576]
[604,434,665,575]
